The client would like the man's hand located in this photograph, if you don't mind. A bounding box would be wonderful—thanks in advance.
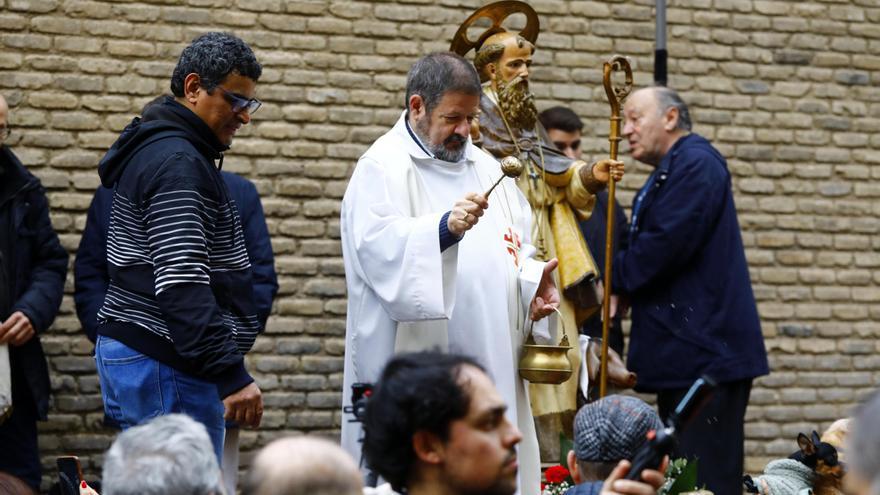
[0,311,35,346]
[592,159,625,183]
[600,458,669,495]
[595,281,625,319]
[447,193,488,237]
[530,258,560,321]
[223,382,263,429]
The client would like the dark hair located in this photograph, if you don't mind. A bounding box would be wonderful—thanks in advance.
[652,87,692,131]
[170,32,262,97]
[539,106,583,133]
[362,352,484,493]
[405,52,481,115]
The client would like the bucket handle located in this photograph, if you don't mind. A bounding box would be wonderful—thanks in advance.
[523,306,566,345]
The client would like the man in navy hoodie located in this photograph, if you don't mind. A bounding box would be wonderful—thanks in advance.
[613,87,769,495]
[0,94,69,491]
[94,32,265,461]
[74,95,277,350]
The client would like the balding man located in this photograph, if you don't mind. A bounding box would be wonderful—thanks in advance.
[242,437,362,495]
[613,87,769,495]
[0,94,68,491]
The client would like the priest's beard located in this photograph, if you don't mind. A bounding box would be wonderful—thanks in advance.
[496,75,538,131]
[415,116,468,162]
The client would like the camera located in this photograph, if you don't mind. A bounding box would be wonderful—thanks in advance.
[343,382,373,423]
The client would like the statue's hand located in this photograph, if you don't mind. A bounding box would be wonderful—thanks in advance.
[591,159,625,183]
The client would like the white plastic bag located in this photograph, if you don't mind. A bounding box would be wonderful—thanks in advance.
[0,344,11,423]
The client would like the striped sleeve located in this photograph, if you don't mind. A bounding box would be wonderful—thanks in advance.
[145,187,217,293]
[142,153,252,395]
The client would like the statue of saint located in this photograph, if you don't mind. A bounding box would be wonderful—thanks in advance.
[452,1,625,456]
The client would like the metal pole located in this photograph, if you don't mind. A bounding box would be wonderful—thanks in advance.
[655,0,668,86]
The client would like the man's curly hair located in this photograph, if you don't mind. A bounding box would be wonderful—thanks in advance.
[170,32,262,96]
[361,352,484,494]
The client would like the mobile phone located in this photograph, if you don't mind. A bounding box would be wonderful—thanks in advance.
[56,456,83,495]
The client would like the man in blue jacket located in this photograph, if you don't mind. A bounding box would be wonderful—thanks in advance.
[613,87,769,495]
[0,94,69,491]
[92,32,266,462]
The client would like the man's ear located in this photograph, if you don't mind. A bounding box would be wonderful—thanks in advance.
[487,62,498,81]
[183,73,202,105]
[567,450,582,484]
[412,430,444,465]
[409,94,426,120]
[663,106,679,132]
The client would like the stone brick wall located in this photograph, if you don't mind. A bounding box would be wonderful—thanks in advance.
[1,0,878,487]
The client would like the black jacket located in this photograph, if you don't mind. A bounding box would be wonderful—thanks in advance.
[74,173,278,344]
[0,146,68,419]
[613,134,769,390]
[96,97,259,398]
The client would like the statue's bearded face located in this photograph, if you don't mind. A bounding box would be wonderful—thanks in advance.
[490,36,538,130]
[495,71,538,131]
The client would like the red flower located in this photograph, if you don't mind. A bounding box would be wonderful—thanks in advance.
[545,465,570,484]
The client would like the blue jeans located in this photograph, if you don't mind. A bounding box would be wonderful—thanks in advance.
[94,335,225,462]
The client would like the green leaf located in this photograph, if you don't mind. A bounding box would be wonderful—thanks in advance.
[666,458,699,495]
[559,432,574,467]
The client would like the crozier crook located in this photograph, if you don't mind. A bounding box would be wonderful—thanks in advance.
[599,55,633,398]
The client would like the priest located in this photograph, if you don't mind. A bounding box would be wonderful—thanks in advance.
[341,52,561,494]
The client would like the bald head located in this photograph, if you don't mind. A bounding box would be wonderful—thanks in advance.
[241,437,362,495]
[622,87,692,166]
[474,32,534,84]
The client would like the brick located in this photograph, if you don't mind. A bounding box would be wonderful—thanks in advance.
[27,91,78,109]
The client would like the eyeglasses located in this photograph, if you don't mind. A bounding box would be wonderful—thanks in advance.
[215,86,261,115]
[0,126,10,142]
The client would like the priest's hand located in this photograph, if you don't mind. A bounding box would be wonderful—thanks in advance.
[592,159,625,183]
[448,192,488,237]
[530,258,560,321]
[600,458,669,495]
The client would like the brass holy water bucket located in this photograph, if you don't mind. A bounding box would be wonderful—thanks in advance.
[518,308,573,384]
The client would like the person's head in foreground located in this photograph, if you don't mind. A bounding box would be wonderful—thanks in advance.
[171,31,262,147]
[362,352,522,495]
[101,414,222,495]
[568,395,664,484]
[845,391,880,495]
[539,106,584,160]
[242,436,362,495]
[622,86,692,167]
[405,52,482,163]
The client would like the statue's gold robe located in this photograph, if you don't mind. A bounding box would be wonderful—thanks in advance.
[478,88,601,429]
